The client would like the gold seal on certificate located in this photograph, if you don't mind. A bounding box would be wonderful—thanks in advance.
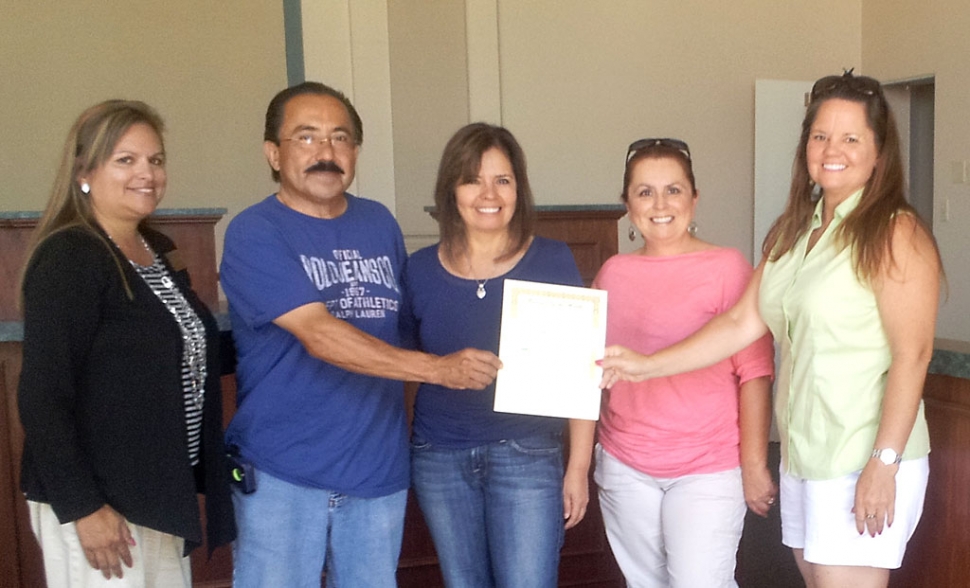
[493,279,606,420]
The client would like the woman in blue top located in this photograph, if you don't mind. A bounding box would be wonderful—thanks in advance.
[403,123,596,587]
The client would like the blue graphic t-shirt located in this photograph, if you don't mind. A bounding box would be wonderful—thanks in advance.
[220,194,409,497]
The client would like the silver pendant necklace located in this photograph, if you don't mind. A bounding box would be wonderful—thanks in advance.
[107,231,164,282]
[139,238,175,288]
[133,237,173,288]
[467,254,488,299]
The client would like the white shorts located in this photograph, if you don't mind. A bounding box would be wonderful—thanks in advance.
[779,456,928,569]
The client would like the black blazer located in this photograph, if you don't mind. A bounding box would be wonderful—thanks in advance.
[18,225,235,554]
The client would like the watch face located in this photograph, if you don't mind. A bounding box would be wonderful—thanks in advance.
[877,448,899,465]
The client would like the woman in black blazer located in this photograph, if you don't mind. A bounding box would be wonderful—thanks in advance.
[18,100,235,586]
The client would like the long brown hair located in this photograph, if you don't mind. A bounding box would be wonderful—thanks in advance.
[762,73,942,284]
[433,123,536,267]
[19,100,166,304]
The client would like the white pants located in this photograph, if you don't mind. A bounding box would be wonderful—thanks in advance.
[595,445,746,588]
[28,501,191,588]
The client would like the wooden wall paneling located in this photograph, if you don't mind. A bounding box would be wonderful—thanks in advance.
[533,209,624,286]
[557,487,624,586]
[890,373,970,587]
[425,206,625,287]
[188,497,233,588]
[0,211,224,322]
[146,214,222,310]
[0,342,45,588]
[0,219,36,321]
[396,491,442,586]
[0,358,22,587]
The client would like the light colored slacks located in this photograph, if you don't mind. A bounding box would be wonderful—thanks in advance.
[28,500,191,588]
[595,445,746,588]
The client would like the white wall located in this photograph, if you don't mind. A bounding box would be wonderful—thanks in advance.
[7,1,964,341]
[863,0,970,341]
[301,0,396,214]
[494,0,860,259]
[304,1,861,261]
[322,1,861,261]
[386,0,471,249]
[0,2,286,257]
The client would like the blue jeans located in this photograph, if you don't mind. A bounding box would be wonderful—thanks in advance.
[411,432,565,588]
[231,467,407,588]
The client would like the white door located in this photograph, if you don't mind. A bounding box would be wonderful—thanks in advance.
[753,79,814,259]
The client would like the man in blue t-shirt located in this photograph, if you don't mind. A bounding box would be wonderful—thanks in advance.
[220,82,502,587]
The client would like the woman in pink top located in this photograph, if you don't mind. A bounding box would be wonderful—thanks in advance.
[593,139,775,587]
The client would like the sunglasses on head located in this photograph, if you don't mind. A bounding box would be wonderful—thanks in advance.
[810,69,882,102]
[626,138,691,163]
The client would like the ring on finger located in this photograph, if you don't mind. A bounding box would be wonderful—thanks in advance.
[865,514,876,519]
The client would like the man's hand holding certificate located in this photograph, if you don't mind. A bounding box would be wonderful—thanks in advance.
[493,279,606,420]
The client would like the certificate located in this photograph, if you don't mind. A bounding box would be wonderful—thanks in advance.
[493,279,606,420]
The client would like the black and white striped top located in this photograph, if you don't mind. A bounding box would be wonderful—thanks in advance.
[132,254,207,467]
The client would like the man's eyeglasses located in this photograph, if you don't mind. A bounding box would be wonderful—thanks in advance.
[810,69,882,102]
[626,138,691,163]
[283,131,358,151]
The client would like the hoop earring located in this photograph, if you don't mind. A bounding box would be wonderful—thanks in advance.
[688,220,698,236]
[628,225,638,241]
[809,180,822,202]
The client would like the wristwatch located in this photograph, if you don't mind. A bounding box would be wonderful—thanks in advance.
[871,447,902,466]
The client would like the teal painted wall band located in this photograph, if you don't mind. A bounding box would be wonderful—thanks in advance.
[283,0,305,85]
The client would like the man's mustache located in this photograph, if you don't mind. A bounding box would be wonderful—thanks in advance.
[305,160,345,174]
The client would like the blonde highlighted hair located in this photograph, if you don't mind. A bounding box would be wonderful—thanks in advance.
[19,100,166,305]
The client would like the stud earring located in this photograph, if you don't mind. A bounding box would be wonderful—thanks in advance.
[81,182,91,194]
